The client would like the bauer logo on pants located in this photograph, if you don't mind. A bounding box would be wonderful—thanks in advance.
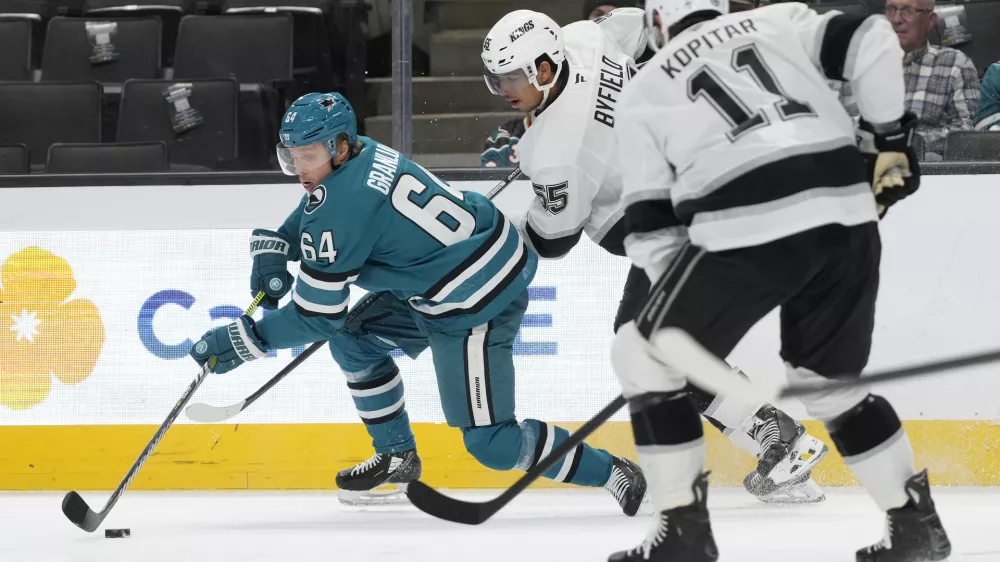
[0,247,105,410]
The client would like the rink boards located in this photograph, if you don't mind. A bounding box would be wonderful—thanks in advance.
[1,175,1000,490]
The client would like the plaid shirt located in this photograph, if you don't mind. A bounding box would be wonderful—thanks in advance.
[834,43,980,155]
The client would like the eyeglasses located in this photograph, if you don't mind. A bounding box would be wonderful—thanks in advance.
[884,5,934,19]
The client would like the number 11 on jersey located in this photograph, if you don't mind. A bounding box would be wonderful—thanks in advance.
[688,43,816,141]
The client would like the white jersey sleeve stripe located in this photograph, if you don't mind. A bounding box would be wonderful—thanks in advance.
[298,268,357,291]
[841,14,879,80]
[292,290,349,318]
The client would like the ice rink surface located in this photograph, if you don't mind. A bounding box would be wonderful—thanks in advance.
[1,487,997,562]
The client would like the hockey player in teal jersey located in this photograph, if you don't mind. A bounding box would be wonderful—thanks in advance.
[190,92,649,516]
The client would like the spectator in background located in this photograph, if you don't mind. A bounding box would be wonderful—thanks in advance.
[835,0,980,157]
[974,63,1000,131]
[583,0,630,20]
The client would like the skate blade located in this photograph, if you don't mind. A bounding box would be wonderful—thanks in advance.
[758,476,826,504]
[768,435,830,486]
[337,484,410,507]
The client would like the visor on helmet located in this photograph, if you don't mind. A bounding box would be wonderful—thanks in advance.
[483,67,531,96]
[276,141,334,176]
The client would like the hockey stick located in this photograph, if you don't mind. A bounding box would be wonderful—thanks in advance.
[653,328,1000,402]
[778,347,1000,399]
[184,340,325,423]
[184,171,523,423]
[404,395,627,525]
[486,167,522,199]
[61,291,266,533]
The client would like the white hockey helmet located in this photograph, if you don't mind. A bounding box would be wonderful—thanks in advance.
[644,0,729,50]
[481,10,565,100]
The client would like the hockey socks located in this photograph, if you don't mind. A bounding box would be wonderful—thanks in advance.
[462,419,615,487]
[629,391,706,512]
[345,363,417,454]
[826,394,915,511]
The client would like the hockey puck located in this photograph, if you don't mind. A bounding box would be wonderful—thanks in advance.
[104,528,130,538]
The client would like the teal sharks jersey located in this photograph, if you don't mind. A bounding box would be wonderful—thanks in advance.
[257,136,537,349]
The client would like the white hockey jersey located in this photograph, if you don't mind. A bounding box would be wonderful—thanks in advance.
[515,7,647,259]
[615,4,905,279]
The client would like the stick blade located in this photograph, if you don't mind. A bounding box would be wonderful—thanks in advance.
[404,481,492,525]
[185,400,244,423]
[62,491,102,532]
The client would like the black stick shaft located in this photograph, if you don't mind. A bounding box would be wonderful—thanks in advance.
[62,292,266,532]
[780,348,1000,399]
[486,167,521,199]
[491,395,626,508]
[240,340,325,411]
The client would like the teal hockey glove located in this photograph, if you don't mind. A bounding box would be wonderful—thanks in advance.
[190,317,268,374]
[250,228,295,309]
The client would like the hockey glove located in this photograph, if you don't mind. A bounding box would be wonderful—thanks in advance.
[250,228,295,309]
[190,316,268,374]
[480,118,524,168]
[857,112,921,218]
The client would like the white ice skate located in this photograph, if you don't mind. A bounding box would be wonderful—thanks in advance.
[741,405,829,504]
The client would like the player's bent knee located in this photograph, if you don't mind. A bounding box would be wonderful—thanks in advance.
[786,363,869,421]
[824,394,902,458]
[328,331,389,375]
[612,322,686,398]
[462,421,525,471]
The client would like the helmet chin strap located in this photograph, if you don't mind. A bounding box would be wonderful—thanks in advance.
[532,61,565,114]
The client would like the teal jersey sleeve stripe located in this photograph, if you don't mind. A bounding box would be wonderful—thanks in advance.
[292,263,358,319]
[255,263,360,349]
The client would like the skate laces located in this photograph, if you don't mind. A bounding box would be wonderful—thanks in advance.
[866,515,895,552]
[604,465,630,505]
[351,453,383,476]
[629,513,669,559]
[750,415,781,456]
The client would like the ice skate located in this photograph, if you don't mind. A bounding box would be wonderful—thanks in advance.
[335,449,421,506]
[856,469,951,562]
[604,456,652,516]
[743,405,829,504]
[608,472,719,562]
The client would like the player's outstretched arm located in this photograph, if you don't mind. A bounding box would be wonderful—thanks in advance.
[189,258,359,375]
[789,3,905,125]
[255,258,364,350]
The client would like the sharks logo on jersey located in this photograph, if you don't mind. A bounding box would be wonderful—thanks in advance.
[305,185,327,214]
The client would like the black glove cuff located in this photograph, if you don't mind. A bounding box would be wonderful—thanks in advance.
[860,111,919,153]
[245,316,270,348]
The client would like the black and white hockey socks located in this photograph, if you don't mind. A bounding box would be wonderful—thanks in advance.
[630,391,706,511]
[685,374,766,457]
[827,394,915,511]
[468,419,615,487]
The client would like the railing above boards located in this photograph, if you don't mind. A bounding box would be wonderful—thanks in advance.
[0,162,999,189]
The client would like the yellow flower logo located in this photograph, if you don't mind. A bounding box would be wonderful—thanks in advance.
[0,247,104,410]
